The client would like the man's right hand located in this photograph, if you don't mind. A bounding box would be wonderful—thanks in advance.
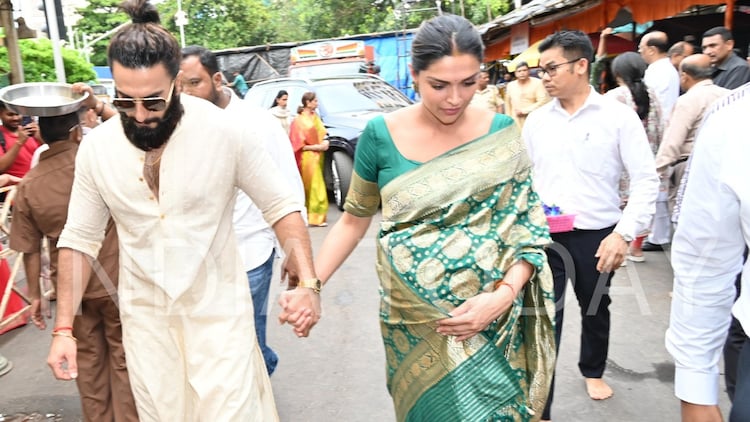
[71,82,97,110]
[680,401,723,422]
[17,125,30,145]
[47,335,79,380]
[29,298,47,329]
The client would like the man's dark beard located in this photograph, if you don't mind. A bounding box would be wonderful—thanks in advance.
[121,93,184,151]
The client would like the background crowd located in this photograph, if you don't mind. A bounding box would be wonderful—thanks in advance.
[0,3,749,421]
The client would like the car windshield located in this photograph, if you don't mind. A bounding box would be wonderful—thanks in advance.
[315,80,411,114]
[289,62,363,79]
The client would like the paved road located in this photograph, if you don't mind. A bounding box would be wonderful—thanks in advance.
[0,207,733,421]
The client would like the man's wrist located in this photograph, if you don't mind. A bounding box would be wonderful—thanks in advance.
[614,231,633,242]
[297,278,322,294]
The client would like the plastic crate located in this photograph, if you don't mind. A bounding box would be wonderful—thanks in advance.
[546,214,575,233]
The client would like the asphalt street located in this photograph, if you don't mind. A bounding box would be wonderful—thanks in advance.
[0,207,733,421]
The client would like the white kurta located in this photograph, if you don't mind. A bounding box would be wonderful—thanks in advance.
[58,94,303,421]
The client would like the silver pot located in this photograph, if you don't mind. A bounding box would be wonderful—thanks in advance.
[0,82,89,117]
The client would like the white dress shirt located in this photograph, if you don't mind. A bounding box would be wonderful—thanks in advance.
[225,90,306,271]
[645,57,680,121]
[29,143,48,168]
[666,83,749,406]
[523,87,659,238]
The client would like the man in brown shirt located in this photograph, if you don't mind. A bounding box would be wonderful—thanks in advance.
[9,109,138,422]
[470,70,504,113]
[504,61,550,129]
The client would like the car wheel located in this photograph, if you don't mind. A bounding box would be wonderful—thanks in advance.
[330,150,353,211]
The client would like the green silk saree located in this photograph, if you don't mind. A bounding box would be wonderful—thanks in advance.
[346,123,556,421]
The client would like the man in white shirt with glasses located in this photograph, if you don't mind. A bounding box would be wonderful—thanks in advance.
[523,30,659,421]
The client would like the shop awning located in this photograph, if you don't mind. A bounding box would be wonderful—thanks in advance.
[504,32,636,71]
[481,0,732,61]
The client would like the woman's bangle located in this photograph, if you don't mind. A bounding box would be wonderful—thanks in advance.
[52,326,73,333]
[494,280,517,296]
[51,332,78,342]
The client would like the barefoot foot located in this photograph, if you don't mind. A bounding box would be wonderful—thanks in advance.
[585,377,613,400]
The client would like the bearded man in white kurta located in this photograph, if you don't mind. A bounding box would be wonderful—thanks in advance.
[46,1,321,420]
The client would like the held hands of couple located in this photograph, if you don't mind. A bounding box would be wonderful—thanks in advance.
[278,286,321,338]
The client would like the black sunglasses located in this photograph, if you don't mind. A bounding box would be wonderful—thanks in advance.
[112,80,175,112]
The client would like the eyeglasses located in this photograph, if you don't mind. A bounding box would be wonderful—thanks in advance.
[538,58,584,77]
[112,80,175,112]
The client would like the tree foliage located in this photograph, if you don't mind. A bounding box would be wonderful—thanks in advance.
[72,0,129,66]
[70,0,511,57]
[158,0,275,50]
[0,38,97,83]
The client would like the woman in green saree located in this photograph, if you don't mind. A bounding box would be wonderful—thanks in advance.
[313,15,556,421]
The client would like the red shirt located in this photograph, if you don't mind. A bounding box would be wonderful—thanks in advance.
[0,125,41,178]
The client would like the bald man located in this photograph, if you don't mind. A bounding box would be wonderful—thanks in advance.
[654,54,729,212]
[639,31,680,250]
[640,31,680,119]
[668,41,695,70]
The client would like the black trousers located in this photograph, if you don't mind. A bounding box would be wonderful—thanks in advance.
[725,247,749,401]
[730,338,750,421]
[542,226,616,420]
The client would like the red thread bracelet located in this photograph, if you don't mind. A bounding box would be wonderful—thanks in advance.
[53,326,73,333]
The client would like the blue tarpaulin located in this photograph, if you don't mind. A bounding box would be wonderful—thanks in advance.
[215,31,418,100]
[364,33,416,100]
[93,66,112,80]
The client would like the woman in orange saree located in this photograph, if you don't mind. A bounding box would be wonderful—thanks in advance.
[290,92,329,226]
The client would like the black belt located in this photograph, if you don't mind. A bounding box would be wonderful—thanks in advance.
[670,157,689,166]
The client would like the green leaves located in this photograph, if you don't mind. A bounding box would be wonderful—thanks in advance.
[68,0,511,61]
[159,0,274,49]
[0,38,96,83]
[73,0,128,65]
